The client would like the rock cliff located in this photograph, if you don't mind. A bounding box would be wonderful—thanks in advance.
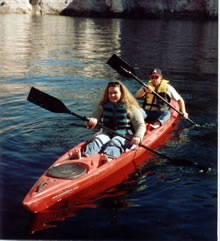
[0,0,217,19]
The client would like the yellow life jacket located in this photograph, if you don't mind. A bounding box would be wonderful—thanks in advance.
[144,79,170,111]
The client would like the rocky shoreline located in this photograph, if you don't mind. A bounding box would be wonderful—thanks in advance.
[0,0,217,19]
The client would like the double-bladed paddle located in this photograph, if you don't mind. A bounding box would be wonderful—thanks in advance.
[107,54,198,127]
[27,87,208,172]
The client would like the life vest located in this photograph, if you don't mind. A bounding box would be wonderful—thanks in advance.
[102,101,132,135]
[143,79,170,111]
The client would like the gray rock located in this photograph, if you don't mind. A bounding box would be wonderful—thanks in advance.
[0,0,217,19]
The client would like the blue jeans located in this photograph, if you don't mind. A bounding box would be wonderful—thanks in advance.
[83,133,135,158]
[141,108,170,125]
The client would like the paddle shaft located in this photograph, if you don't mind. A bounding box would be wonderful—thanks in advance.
[105,124,208,171]
[69,111,88,122]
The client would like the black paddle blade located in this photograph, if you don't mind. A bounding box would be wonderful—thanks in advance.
[27,87,71,114]
[107,54,136,78]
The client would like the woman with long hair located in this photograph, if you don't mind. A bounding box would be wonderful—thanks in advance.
[82,81,146,159]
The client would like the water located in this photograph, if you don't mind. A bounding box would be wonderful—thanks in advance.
[0,14,217,240]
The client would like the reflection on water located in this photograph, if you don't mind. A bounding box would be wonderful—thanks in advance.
[29,196,134,234]
[28,169,146,234]
[119,20,217,77]
[0,15,122,80]
[0,15,217,81]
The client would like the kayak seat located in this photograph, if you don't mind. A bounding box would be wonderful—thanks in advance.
[48,163,87,179]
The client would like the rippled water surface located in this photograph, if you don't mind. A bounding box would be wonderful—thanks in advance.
[0,14,217,240]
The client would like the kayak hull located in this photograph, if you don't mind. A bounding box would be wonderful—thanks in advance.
[23,100,179,213]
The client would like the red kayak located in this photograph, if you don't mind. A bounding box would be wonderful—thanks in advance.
[23,100,179,213]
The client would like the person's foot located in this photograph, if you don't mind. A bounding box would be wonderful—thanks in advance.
[101,154,112,164]
[68,149,81,159]
[150,121,161,129]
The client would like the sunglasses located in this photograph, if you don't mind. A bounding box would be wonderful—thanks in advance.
[150,74,160,80]
[107,81,120,86]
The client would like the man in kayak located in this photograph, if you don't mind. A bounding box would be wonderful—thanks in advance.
[81,81,146,159]
[136,68,189,128]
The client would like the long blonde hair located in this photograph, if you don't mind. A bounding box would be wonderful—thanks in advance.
[99,81,140,109]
